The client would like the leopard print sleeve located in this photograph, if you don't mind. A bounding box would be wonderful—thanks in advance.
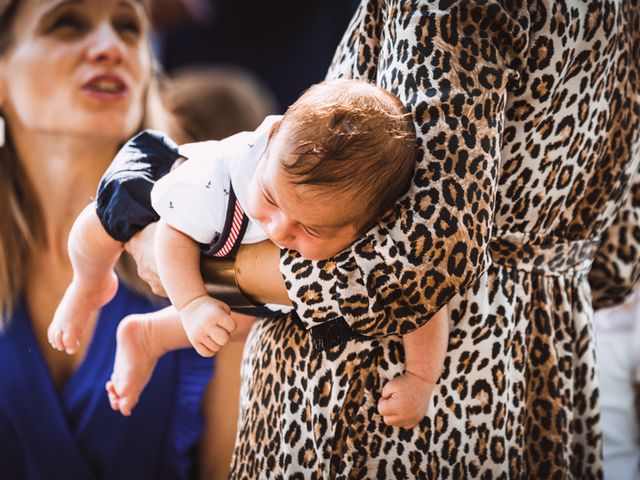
[589,169,640,310]
[280,0,532,337]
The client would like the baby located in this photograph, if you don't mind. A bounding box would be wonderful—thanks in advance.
[49,79,448,426]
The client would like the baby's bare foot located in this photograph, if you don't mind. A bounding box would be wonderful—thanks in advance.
[105,381,122,412]
[48,274,118,354]
[107,314,161,416]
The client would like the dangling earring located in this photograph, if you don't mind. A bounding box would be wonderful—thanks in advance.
[0,115,4,147]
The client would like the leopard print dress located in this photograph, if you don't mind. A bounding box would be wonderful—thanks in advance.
[230,1,640,478]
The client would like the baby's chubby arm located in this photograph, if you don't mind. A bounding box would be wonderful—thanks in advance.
[155,221,237,357]
[378,305,449,429]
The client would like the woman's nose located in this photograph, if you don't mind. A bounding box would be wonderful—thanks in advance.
[86,24,125,65]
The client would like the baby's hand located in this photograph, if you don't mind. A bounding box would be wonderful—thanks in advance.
[377,372,435,429]
[179,296,236,357]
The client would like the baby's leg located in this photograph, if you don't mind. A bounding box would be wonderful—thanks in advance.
[48,204,122,354]
[107,306,191,416]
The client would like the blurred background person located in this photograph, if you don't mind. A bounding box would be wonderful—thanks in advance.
[595,286,640,480]
[166,65,278,143]
[163,65,278,478]
[0,1,218,478]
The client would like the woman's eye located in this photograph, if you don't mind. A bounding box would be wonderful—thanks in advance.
[50,14,86,32]
[115,19,141,36]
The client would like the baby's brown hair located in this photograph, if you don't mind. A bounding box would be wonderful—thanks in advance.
[273,79,416,232]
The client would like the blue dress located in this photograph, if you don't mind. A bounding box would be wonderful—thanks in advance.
[0,284,214,480]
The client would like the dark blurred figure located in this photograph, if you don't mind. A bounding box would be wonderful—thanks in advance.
[152,0,358,112]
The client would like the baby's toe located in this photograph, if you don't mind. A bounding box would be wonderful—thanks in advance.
[119,398,133,417]
[62,332,80,354]
[52,329,65,351]
[105,384,120,411]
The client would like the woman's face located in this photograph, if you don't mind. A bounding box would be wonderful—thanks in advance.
[0,0,151,142]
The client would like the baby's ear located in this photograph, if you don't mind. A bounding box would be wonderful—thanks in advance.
[268,119,282,139]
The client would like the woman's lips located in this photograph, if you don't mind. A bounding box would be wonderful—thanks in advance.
[82,74,128,100]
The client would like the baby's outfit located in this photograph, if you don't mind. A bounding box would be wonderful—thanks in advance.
[151,116,280,256]
[96,130,179,243]
[96,115,288,313]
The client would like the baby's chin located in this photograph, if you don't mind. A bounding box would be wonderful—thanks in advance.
[295,248,335,262]
[301,253,330,261]
[276,243,332,261]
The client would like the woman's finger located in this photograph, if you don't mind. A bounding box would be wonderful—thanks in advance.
[124,223,167,295]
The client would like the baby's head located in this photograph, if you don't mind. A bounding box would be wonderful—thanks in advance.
[247,79,416,260]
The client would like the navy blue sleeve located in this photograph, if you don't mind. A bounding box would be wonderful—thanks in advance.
[96,130,184,243]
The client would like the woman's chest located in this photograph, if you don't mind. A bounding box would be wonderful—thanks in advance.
[25,280,96,389]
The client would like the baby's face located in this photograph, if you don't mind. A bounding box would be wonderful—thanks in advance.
[246,135,362,261]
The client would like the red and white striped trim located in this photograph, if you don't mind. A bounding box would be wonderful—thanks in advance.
[212,201,245,257]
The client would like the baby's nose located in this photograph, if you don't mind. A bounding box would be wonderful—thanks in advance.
[268,219,295,246]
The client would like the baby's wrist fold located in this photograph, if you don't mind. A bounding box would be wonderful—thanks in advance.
[404,368,440,386]
[176,292,212,314]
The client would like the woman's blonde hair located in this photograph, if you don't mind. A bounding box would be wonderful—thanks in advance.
[0,0,172,325]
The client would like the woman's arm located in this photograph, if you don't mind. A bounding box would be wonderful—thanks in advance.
[588,170,640,310]
[234,240,289,305]
[198,338,245,480]
[198,311,254,479]
[125,228,290,306]
[270,1,531,337]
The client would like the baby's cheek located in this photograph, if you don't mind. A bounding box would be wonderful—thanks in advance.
[292,240,313,260]
[245,190,262,220]
[300,240,334,261]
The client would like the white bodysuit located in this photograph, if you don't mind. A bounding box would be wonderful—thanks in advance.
[151,115,289,312]
[151,116,281,248]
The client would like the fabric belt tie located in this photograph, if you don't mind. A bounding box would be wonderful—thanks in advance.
[488,234,598,275]
[309,235,600,350]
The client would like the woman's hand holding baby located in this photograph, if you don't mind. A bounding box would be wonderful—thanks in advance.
[179,295,237,357]
[125,223,167,297]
